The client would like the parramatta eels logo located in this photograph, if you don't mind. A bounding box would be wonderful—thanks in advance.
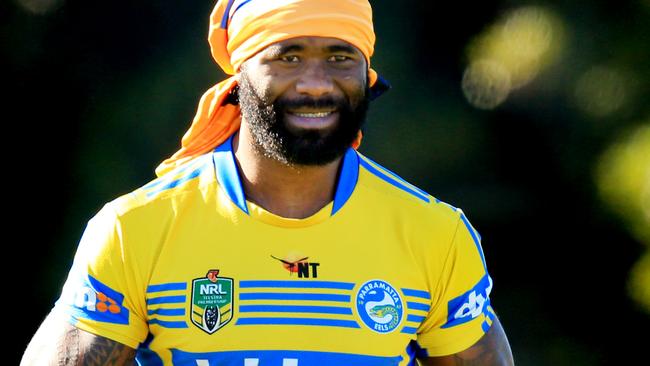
[190,270,233,334]
[356,279,403,333]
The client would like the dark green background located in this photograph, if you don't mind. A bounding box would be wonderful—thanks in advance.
[6,1,649,364]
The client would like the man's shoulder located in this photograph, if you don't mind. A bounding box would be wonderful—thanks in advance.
[109,153,216,217]
[354,151,464,224]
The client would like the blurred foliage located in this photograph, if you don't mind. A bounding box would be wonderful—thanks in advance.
[596,122,650,311]
[5,0,650,365]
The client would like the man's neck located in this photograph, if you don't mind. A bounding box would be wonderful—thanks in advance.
[232,127,342,219]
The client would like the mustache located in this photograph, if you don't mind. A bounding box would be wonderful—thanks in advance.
[275,96,347,110]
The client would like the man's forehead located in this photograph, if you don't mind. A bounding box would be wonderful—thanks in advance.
[261,36,364,56]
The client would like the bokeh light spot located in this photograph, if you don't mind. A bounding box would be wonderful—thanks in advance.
[462,60,511,110]
[574,66,631,118]
[628,253,650,312]
[14,0,64,15]
[464,6,565,109]
[596,122,650,313]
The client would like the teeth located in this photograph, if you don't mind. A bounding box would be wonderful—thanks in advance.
[293,112,332,118]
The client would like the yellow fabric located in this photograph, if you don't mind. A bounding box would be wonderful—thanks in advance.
[155,0,377,178]
[53,140,495,361]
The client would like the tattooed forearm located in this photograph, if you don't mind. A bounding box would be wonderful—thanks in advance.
[420,316,515,366]
[75,327,136,366]
[21,311,136,366]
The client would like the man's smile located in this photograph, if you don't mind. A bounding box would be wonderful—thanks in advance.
[285,110,340,131]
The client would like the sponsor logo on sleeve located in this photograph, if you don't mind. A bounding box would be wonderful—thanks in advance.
[58,273,130,325]
[442,274,493,329]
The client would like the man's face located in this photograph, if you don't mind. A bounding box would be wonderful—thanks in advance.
[237,36,370,166]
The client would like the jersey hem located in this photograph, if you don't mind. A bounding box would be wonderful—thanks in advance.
[419,320,492,357]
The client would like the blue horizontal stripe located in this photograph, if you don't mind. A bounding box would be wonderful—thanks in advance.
[239,305,352,315]
[402,288,431,300]
[401,326,418,334]
[240,280,354,290]
[171,349,402,365]
[149,319,188,328]
[147,308,185,316]
[147,295,186,305]
[236,317,359,328]
[359,157,430,203]
[240,293,350,302]
[407,301,431,311]
[146,282,187,293]
[407,314,426,323]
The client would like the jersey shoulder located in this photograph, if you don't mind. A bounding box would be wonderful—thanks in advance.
[355,151,459,208]
[108,152,216,217]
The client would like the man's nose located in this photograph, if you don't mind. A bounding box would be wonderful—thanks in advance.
[295,60,335,97]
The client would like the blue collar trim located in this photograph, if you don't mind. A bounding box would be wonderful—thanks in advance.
[212,134,359,216]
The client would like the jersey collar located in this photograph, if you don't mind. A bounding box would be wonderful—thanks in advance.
[212,133,359,217]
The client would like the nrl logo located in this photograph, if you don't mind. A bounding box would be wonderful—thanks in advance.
[190,270,233,334]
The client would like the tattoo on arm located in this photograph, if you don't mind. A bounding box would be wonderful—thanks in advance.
[420,316,515,366]
[73,325,136,366]
[21,311,136,366]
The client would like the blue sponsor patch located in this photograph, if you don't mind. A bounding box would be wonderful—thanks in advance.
[170,349,403,366]
[57,272,130,325]
[441,274,492,329]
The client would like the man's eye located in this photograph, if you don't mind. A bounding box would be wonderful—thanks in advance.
[329,55,350,62]
[281,55,300,63]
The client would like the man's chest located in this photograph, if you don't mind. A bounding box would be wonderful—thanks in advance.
[140,223,434,365]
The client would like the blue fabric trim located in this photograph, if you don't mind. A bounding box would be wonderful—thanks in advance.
[406,301,431,312]
[144,164,206,198]
[406,314,426,323]
[401,326,418,335]
[239,292,350,302]
[171,348,402,365]
[146,295,186,305]
[239,280,354,290]
[482,320,491,333]
[135,333,163,366]
[459,212,487,271]
[220,0,236,29]
[142,162,196,191]
[212,133,360,217]
[359,154,429,198]
[239,305,352,315]
[236,317,360,328]
[358,157,430,203]
[213,134,249,214]
[149,319,189,328]
[147,308,186,316]
[401,288,431,300]
[332,148,359,215]
[230,0,254,23]
[146,282,187,293]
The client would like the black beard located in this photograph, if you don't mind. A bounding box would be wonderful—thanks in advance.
[237,73,370,166]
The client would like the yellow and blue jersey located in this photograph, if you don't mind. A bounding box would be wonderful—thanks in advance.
[53,133,496,365]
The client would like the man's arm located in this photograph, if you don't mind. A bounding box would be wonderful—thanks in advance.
[20,310,136,366]
[419,316,514,366]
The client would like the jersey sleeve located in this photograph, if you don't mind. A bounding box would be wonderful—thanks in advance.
[416,209,495,357]
[52,202,148,349]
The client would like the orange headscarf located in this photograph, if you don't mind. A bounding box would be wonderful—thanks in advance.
[155,0,382,177]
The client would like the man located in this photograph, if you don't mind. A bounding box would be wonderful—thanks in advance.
[22,0,514,365]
